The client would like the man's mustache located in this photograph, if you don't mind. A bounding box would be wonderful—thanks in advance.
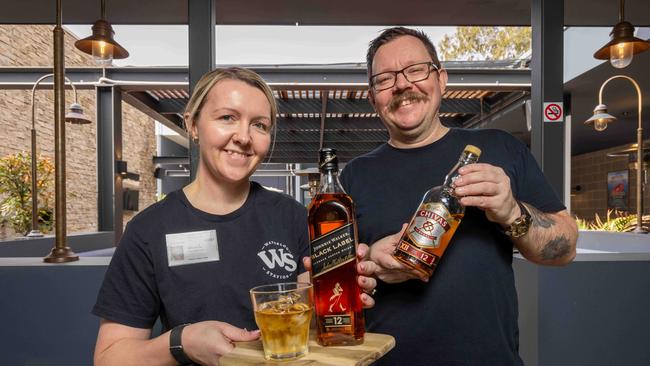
[388,92,429,112]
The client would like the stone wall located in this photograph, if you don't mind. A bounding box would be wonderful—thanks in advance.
[0,25,156,239]
[0,25,93,67]
[571,139,650,221]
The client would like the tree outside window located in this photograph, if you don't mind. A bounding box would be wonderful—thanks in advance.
[0,152,54,237]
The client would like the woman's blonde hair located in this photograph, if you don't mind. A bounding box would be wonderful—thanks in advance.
[183,67,278,134]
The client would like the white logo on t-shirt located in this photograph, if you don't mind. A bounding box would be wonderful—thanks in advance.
[258,241,297,279]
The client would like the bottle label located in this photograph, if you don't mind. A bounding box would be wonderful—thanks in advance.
[407,203,452,248]
[397,241,440,266]
[323,314,352,328]
[310,223,356,278]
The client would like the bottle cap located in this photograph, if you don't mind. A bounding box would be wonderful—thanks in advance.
[464,145,482,157]
[319,147,339,171]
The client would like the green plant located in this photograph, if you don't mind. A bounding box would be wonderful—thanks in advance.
[155,193,166,202]
[0,152,54,235]
[576,209,650,232]
[591,210,634,232]
[575,217,590,231]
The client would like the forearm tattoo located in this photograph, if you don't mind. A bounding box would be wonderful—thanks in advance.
[540,235,572,260]
[527,204,572,261]
[527,204,555,229]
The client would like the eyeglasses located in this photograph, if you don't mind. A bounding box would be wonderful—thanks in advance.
[370,62,438,92]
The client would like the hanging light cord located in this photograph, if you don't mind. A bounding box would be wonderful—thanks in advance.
[619,0,624,23]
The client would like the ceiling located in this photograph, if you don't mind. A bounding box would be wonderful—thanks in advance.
[3,0,650,26]
[150,87,524,163]
[0,63,525,165]
[129,61,529,163]
[6,54,647,164]
[2,0,649,161]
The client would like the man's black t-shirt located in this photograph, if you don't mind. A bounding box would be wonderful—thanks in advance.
[93,181,310,331]
[341,128,564,366]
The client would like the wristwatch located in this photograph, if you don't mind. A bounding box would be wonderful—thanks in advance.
[503,201,532,238]
[169,323,193,365]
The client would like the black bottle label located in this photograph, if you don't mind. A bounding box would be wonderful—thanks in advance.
[310,223,355,278]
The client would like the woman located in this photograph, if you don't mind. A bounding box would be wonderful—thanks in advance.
[93,68,377,366]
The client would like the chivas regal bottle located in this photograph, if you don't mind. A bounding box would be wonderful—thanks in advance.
[393,144,482,277]
[308,148,365,346]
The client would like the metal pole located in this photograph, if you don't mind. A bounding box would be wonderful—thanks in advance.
[28,75,56,238]
[44,0,79,262]
[28,126,41,237]
[636,120,645,233]
[597,75,646,234]
[531,0,565,202]
[96,85,124,244]
[28,74,79,238]
[188,0,216,181]
[319,92,327,149]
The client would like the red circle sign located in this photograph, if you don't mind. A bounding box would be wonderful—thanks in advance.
[544,103,562,121]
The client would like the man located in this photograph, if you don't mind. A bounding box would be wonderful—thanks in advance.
[340,27,578,365]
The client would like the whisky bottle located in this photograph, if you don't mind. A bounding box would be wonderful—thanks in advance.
[393,144,481,277]
[308,148,365,346]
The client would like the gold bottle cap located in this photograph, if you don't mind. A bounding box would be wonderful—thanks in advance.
[464,145,482,156]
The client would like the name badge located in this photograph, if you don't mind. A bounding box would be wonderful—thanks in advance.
[165,230,219,267]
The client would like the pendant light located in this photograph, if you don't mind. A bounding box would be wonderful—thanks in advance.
[74,0,129,65]
[593,0,650,69]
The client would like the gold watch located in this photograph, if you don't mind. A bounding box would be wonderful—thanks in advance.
[503,201,532,238]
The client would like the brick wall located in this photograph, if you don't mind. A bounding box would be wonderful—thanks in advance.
[0,25,156,239]
[571,139,650,221]
[0,25,94,67]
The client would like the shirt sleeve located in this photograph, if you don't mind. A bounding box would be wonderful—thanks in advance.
[340,164,351,193]
[509,137,566,213]
[92,222,160,329]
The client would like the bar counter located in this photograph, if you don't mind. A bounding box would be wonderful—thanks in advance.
[1,230,648,365]
[514,230,650,366]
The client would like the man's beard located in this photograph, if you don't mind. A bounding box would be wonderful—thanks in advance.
[388,91,429,112]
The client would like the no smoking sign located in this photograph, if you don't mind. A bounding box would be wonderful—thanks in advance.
[543,102,564,122]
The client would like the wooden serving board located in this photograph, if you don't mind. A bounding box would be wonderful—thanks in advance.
[220,332,395,366]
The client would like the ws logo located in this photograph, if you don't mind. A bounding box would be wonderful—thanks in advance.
[257,241,297,279]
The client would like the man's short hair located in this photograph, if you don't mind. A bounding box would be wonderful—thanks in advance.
[366,27,442,81]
